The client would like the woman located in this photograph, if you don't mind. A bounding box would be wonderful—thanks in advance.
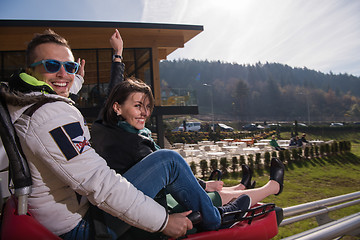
[91,78,284,206]
[96,29,254,194]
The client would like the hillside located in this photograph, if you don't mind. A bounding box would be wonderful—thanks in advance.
[160,60,360,122]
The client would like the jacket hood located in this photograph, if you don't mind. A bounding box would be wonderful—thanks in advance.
[1,70,72,107]
[8,70,57,95]
[1,83,72,108]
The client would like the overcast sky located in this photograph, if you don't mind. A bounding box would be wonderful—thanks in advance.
[1,0,360,76]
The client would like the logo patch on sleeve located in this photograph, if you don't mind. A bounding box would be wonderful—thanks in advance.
[50,122,91,160]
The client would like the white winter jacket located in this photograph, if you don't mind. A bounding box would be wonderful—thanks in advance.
[8,93,167,236]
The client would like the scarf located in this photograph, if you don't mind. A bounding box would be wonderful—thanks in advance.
[117,121,160,150]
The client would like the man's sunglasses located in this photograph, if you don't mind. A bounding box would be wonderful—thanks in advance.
[30,59,79,74]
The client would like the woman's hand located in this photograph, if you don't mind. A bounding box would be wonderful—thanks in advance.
[162,211,193,238]
[205,180,224,192]
[76,58,86,78]
[110,29,123,56]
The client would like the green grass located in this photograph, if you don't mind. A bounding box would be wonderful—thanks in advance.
[223,130,360,239]
[267,154,360,239]
[350,142,360,156]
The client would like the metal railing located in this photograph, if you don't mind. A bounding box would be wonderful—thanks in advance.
[280,191,360,239]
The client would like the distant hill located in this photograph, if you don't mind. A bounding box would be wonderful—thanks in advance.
[159,60,360,122]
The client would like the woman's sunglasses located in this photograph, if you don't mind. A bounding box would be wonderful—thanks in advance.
[30,59,79,74]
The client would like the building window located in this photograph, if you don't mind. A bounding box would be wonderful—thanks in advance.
[0,51,26,81]
[71,48,153,110]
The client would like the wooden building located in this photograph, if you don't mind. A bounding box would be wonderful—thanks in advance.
[0,20,203,147]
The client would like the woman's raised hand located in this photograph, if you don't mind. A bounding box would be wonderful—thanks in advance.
[110,29,123,56]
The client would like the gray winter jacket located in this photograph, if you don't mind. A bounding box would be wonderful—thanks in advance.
[3,87,167,236]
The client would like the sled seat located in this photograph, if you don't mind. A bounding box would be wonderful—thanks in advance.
[173,203,283,240]
[0,195,60,240]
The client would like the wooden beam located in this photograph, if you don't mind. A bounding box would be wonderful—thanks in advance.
[0,26,195,51]
[158,48,168,60]
[151,46,161,106]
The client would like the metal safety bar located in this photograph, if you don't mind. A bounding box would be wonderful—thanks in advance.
[282,191,360,219]
[281,198,360,226]
[280,191,360,239]
[282,212,360,240]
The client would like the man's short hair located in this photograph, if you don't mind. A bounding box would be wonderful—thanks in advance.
[26,29,71,66]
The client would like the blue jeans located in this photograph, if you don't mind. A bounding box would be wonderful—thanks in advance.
[59,210,93,240]
[123,149,221,229]
[61,149,221,239]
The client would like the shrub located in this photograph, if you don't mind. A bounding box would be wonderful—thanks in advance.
[309,146,314,158]
[304,146,309,159]
[315,145,319,157]
[210,159,218,171]
[331,141,338,155]
[339,141,344,152]
[199,159,208,178]
[248,154,254,169]
[319,144,325,156]
[284,149,291,163]
[325,144,331,156]
[240,155,246,165]
[255,153,262,170]
[292,148,299,161]
[345,141,352,151]
[220,157,229,175]
[298,148,303,159]
[189,161,197,176]
[278,150,285,163]
[231,156,238,173]
[264,151,271,168]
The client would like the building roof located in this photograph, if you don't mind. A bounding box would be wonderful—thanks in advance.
[0,19,203,58]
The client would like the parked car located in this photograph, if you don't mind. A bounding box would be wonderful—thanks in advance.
[265,123,281,129]
[293,122,307,127]
[242,123,262,131]
[172,126,184,132]
[208,123,234,132]
[330,122,344,127]
[173,122,201,132]
[217,123,234,132]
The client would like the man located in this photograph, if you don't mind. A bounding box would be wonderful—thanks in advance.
[269,135,285,151]
[301,133,309,144]
[2,29,249,239]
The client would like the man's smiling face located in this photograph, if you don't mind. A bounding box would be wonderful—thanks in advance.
[28,42,75,97]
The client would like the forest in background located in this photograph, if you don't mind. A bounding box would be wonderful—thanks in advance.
[159,60,360,123]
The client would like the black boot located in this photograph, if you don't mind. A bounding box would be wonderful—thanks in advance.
[208,169,222,181]
[250,180,256,189]
[218,195,251,228]
[270,158,285,195]
[240,164,253,189]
